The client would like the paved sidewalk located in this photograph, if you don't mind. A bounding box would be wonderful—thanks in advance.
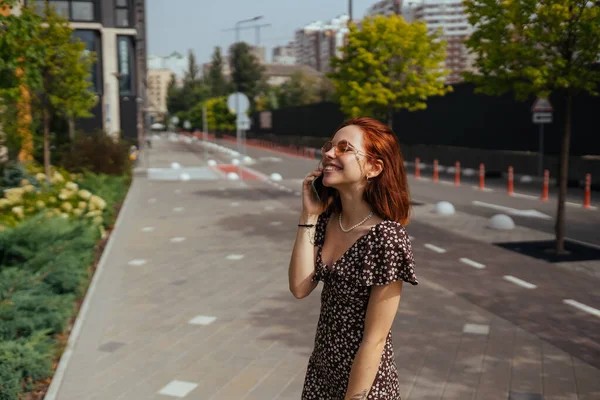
[49,136,600,400]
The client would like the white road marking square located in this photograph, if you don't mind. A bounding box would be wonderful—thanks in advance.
[128,259,147,266]
[188,315,217,326]
[503,275,537,289]
[463,323,490,335]
[170,237,186,243]
[424,243,447,254]
[158,380,198,398]
[459,258,486,269]
[226,254,244,260]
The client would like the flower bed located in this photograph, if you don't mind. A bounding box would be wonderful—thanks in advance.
[0,165,130,400]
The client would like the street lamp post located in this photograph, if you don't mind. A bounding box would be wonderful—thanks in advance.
[234,16,263,44]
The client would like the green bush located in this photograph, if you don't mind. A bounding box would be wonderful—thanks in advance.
[57,133,132,176]
[0,169,129,400]
[0,332,54,400]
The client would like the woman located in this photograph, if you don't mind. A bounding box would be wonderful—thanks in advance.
[288,117,418,400]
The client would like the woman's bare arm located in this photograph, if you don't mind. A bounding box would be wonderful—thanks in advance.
[344,280,404,399]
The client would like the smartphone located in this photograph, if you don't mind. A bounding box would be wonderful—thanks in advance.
[311,174,325,204]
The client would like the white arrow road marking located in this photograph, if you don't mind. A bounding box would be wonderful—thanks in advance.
[472,201,552,219]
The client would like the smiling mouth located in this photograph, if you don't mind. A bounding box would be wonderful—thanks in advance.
[324,165,342,171]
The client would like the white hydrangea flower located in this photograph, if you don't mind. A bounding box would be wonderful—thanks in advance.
[36,173,47,182]
[61,202,73,212]
[20,179,30,186]
[93,216,103,225]
[78,201,87,210]
[36,200,46,209]
[23,185,35,193]
[49,196,57,204]
[0,199,10,209]
[72,208,83,217]
[51,171,65,183]
[85,210,102,217]
[78,189,92,200]
[90,195,106,210]
[65,182,79,191]
[12,206,24,219]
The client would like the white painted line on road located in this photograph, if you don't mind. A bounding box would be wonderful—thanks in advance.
[424,243,447,254]
[563,299,600,318]
[128,259,147,266]
[439,180,454,186]
[270,221,282,226]
[512,192,539,200]
[141,227,155,233]
[226,254,244,260]
[170,237,186,243]
[418,177,431,181]
[459,258,486,269]
[503,275,537,289]
[158,380,199,398]
[148,198,157,204]
[188,315,217,326]
[409,236,415,241]
[472,186,494,192]
[472,200,552,219]
[173,207,184,212]
[264,205,275,211]
[230,202,240,207]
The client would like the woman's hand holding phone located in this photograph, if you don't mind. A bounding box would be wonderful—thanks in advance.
[301,167,325,218]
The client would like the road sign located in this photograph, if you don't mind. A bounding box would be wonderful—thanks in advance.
[171,116,179,126]
[183,120,191,130]
[237,113,251,130]
[533,112,552,124]
[532,97,553,112]
[227,92,250,115]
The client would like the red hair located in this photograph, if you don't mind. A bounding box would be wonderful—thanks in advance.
[318,117,411,225]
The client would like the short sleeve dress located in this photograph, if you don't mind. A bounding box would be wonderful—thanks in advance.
[301,208,418,400]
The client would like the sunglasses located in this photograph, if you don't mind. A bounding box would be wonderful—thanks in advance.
[321,140,370,158]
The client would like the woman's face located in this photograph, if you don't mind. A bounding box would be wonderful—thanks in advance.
[321,125,371,189]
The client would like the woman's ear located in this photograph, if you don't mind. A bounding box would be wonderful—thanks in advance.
[368,159,384,179]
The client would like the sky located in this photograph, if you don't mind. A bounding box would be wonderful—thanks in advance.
[146,0,378,75]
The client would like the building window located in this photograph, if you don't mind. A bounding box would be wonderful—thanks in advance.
[72,29,102,93]
[117,35,134,95]
[30,0,97,22]
[116,0,131,27]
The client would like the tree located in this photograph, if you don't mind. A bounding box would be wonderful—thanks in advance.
[229,42,265,103]
[38,4,96,177]
[329,15,451,127]
[0,0,43,162]
[277,72,322,108]
[206,46,230,97]
[463,0,600,254]
[52,36,97,140]
[183,48,201,87]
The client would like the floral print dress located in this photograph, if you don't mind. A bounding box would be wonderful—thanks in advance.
[301,209,418,400]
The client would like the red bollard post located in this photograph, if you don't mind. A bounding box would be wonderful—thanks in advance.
[479,163,485,190]
[584,173,592,209]
[415,157,421,179]
[542,170,549,201]
[508,166,514,196]
[433,159,439,182]
[454,161,461,186]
